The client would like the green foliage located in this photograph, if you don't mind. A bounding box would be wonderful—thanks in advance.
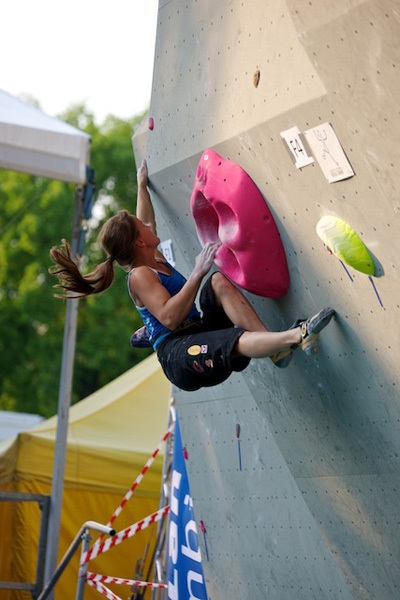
[0,102,151,418]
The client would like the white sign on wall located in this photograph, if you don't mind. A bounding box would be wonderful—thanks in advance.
[303,122,354,183]
[280,125,314,169]
[160,239,176,266]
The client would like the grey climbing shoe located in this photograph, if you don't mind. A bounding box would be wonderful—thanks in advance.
[297,307,336,355]
[271,307,335,366]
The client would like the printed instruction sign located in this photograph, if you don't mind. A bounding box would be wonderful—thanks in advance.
[303,122,354,183]
[280,125,314,169]
[160,239,176,266]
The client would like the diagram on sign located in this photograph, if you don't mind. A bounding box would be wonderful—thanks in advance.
[304,123,354,183]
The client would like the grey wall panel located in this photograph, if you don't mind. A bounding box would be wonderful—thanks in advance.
[132,0,400,597]
[174,380,354,600]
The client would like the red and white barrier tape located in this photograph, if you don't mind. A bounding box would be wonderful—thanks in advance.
[103,420,175,534]
[86,572,167,589]
[86,577,122,600]
[81,505,170,565]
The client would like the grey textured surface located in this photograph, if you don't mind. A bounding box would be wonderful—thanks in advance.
[132,1,400,597]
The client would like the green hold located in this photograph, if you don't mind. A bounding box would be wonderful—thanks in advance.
[316,215,375,276]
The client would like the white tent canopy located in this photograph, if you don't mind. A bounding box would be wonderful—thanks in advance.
[0,89,93,583]
[0,89,90,183]
[0,410,44,443]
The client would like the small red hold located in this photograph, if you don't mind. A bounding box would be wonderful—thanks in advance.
[148,117,154,130]
[236,423,241,439]
[183,446,189,460]
[199,520,210,560]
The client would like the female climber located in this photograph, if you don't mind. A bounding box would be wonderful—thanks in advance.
[49,159,335,391]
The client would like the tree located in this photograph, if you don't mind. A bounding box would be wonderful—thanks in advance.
[0,103,151,418]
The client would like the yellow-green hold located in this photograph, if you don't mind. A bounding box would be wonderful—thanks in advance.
[316,215,375,276]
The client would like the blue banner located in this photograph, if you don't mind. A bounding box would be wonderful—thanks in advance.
[168,418,208,600]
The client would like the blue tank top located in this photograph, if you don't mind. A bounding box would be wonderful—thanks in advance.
[127,262,201,349]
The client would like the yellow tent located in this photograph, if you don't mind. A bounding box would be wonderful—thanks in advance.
[0,354,172,600]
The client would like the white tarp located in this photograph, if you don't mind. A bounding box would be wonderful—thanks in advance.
[0,89,91,183]
[0,410,44,443]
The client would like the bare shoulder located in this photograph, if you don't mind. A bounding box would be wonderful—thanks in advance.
[128,266,160,306]
[129,265,159,287]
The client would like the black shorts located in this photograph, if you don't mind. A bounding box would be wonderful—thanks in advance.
[156,274,250,391]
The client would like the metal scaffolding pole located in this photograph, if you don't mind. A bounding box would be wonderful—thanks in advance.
[43,184,85,594]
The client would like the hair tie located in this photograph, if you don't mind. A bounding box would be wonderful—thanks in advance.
[108,256,115,263]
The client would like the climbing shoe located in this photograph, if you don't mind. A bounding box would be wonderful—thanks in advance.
[296,307,336,355]
[271,307,335,366]
[130,326,152,348]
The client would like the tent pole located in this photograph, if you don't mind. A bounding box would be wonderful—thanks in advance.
[43,184,84,593]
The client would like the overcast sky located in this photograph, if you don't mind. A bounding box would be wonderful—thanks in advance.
[1,0,158,123]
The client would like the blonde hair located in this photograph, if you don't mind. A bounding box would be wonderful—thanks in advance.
[49,210,138,298]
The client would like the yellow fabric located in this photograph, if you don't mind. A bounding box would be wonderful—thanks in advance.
[0,354,172,600]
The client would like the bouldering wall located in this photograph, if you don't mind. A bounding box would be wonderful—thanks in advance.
[132,1,400,598]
